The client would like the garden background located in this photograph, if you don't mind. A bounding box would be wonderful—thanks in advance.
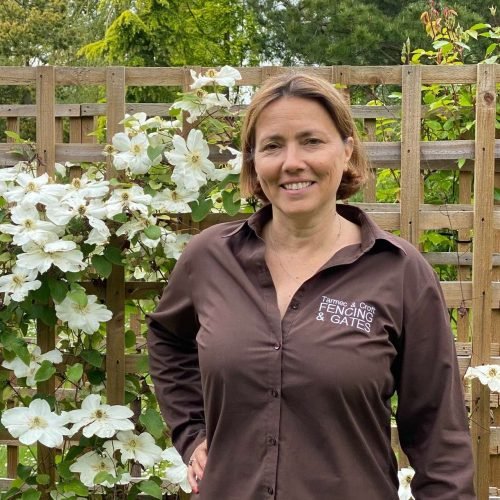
[0,1,498,499]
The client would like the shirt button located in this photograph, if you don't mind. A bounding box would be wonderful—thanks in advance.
[267,436,277,446]
[267,487,274,495]
[273,343,281,350]
[270,388,279,398]
[290,302,299,310]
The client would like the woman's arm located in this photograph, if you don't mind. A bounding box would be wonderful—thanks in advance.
[147,246,207,464]
[396,271,475,499]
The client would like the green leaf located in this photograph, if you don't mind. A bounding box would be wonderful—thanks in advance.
[30,280,50,303]
[433,40,452,50]
[67,288,88,307]
[39,307,58,327]
[66,363,84,384]
[125,329,136,349]
[457,158,466,169]
[62,479,89,497]
[138,479,162,499]
[222,189,241,216]
[189,198,213,222]
[48,277,68,303]
[2,486,21,500]
[93,471,117,485]
[4,130,23,142]
[485,43,497,56]
[35,474,50,485]
[139,408,165,439]
[112,212,128,223]
[136,354,149,373]
[0,333,30,365]
[81,349,103,368]
[17,464,34,481]
[144,225,162,240]
[104,246,123,265]
[495,188,500,202]
[34,360,56,382]
[91,254,113,278]
[470,23,490,31]
[147,145,164,162]
[56,460,75,480]
[87,367,106,385]
[21,489,41,500]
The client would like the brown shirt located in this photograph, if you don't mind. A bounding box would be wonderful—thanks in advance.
[147,204,475,500]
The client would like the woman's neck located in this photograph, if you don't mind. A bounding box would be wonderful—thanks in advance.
[267,208,342,252]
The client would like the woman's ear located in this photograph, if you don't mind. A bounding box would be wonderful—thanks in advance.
[343,137,354,169]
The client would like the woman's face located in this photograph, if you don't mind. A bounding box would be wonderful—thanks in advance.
[253,96,353,221]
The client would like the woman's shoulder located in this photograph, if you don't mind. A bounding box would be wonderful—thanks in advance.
[182,217,247,256]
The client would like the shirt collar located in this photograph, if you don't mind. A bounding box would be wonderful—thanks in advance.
[221,203,406,255]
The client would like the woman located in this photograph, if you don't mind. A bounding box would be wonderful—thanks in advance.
[148,73,475,499]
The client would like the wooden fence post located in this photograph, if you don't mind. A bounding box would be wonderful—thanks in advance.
[105,67,126,405]
[471,63,496,500]
[36,65,56,494]
[400,65,422,246]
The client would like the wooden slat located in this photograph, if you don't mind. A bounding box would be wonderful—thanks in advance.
[457,171,473,342]
[2,64,500,89]
[423,252,500,267]
[3,139,499,168]
[400,65,421,245]
[471,63,497,500]
[0,66,37,84]
[362,118,377,202]
[105,67,126,406]
[0,104,81,117]
[107,279,500,309]
[35,66,56,493]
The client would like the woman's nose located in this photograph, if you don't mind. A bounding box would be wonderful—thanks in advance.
[282,144,304,171]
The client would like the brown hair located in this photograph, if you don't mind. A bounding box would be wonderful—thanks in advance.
[240,72,369,202]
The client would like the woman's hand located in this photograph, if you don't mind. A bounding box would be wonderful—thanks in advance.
[188,439,208,494]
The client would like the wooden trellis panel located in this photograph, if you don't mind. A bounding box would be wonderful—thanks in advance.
[0,64,499,499]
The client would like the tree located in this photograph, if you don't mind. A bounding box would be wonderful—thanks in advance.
[79,0,260,67]
[248,0,497,65]
[0,0,106,66]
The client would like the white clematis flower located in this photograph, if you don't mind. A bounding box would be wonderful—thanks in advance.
[162,447,191,493]
[211,146,242,181]
[1,398,70,447]
[397,467,415,500]
[63,175,110,200]
[3,172,67,206]
[151,187,198,213]
[163,232,192,260]
[17,233,86,274]
[69,450,126,487]
[0,204,64,246]
[55,294,112,335]
[171,89,232,123]
[106,185,152,218]
[112,132,157,174]
[104,431,162,468]
[1,344,62,387]
[465,364,500,392]
[189,66,242,89]
[0,265,42,304]
[166,129,216,192]
[66,394,134,439]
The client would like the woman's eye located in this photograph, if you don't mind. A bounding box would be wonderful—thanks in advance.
[262,143,280,151]
[305,137,322,145]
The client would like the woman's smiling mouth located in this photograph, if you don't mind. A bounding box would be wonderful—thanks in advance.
[281,181,314,190]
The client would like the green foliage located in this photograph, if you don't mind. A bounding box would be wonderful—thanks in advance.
[80,0,259,67]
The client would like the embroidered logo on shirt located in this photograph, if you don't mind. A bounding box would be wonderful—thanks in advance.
[316,295,376,333]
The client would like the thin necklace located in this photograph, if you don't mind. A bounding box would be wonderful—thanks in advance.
[267,215,342,284]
